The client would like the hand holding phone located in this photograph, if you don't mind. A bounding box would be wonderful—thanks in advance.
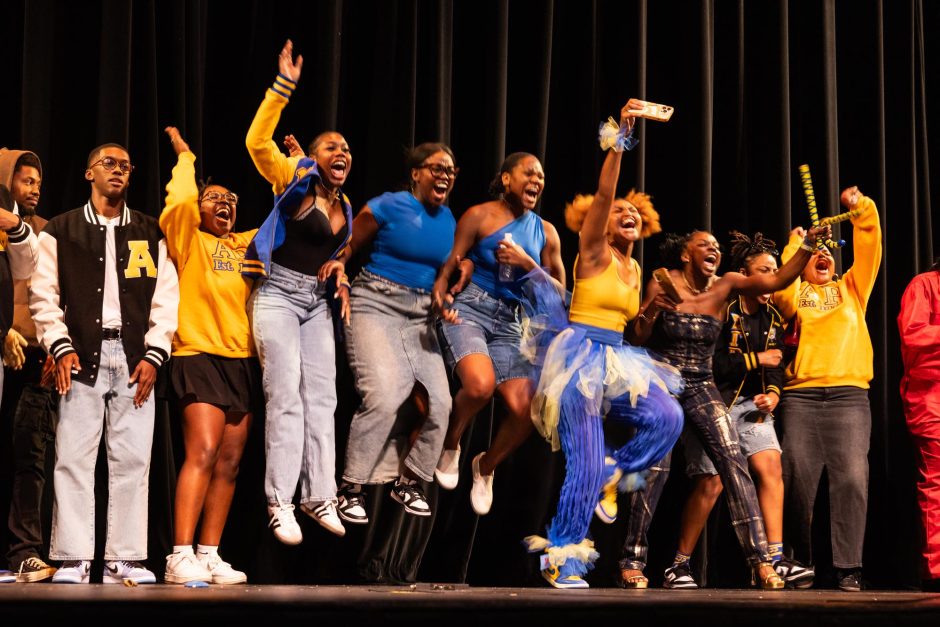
[653,268,683,303]
[627,100,675,122]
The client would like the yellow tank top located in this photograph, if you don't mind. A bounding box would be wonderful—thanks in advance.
[568,253,641,333]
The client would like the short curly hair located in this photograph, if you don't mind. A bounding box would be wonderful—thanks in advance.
[564,188,661,239]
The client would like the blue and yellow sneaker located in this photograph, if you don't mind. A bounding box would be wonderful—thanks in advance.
[540,554,589,589]
[594,456,622,524]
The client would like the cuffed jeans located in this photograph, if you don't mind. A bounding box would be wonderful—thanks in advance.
[781,385,870,568]
[251,262,338,506]
[50,339,154,561]
[343,270,451,484]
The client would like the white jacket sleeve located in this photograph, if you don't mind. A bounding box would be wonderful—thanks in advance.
[142,238,179,367]
[5,218,38,281]
[29,230,73,358]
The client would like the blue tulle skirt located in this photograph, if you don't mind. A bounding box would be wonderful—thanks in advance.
[520,268,685,575]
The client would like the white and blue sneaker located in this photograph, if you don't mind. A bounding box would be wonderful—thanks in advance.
[52,560,91,584]
[540,554,589,589]
[103,560,156,584]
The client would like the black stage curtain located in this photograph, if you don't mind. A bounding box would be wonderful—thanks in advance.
[1,0,937,589]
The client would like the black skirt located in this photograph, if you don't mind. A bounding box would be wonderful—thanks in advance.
[169,353,262,414]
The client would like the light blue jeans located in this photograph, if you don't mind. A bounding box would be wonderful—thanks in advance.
[50,339,154,561]
[343,270,451,484]
[251,262,338,506]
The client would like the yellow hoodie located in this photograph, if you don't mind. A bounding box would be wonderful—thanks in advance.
[159,151,257,357]
[773,194,881,390]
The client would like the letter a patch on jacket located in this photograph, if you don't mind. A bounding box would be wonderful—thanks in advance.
[124,241,158,278]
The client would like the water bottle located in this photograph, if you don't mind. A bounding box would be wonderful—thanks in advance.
[498,232,515,282]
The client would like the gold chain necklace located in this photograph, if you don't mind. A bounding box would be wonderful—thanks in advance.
[681,271,712,295]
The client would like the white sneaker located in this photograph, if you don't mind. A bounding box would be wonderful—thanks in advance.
[435,447,461,490]
[197,552,247,585]
[52,560,91,584]
[301,500,346,537]
[470,452,494,515]
[103,560,156,584]
[268,502,303,545]
[165,550,212,584]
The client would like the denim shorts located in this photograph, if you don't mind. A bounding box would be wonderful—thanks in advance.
[437,281,530,385]
[683,397,781,476]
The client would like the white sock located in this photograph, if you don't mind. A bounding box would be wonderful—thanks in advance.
[196,544,219,558]
[173,545,193,554]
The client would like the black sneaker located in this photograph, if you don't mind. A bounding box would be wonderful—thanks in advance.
[16,556,57,583]
[337,483,369,524]
[390,480,432,517]
[663,562,699,589]
[836,569,862,592]
[774,557,815,589]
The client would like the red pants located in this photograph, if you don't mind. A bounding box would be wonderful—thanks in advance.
[902,377,940,579]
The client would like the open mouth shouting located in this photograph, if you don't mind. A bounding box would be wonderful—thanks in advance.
[214,205,232,223]
[702,252,719,274]
[429,179,451,204]
[522,183,541,207]
[327,157,348,183]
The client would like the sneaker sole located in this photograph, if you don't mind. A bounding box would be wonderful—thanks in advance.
[390,490,432,517]
[212,574,248,585]
[273,531,303,545]
[434,470,459,490]
[542,570,589,589]
[52,577,89,584]
[16,568,56,583]
[663,581,699,589]
[337,511,369,524]
[594,502,617,524]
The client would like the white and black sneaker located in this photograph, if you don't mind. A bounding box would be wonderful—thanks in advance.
[103,560,157,584]
[663,562,699,589]
[390,479,432,517]
[300,500,346,537]
[337,483,369,524]
[51,560,91,584]
[774,557,815,589]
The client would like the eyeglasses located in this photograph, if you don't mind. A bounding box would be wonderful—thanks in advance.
[89,157,134,174]
[418,163,459,178]
[200,191,239,205]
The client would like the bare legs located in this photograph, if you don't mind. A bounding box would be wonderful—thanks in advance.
[441,354,533,476]
[173,401,252,546]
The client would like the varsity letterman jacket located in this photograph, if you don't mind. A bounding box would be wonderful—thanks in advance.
[242,73,353,279]
[713,296,786,408]
[29,202,179,385]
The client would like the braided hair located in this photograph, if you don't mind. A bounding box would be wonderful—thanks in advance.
[728,230,778,271]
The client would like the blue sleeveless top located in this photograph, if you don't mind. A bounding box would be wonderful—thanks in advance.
[467,210,546,302]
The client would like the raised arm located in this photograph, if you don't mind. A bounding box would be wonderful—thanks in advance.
[726,225,830,298]
[245,40,304,193]
[578,101,640,267]
[159,127,200,269]
[840,188,882,309]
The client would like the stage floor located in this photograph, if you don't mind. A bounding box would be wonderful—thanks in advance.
[2,584,939,626]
